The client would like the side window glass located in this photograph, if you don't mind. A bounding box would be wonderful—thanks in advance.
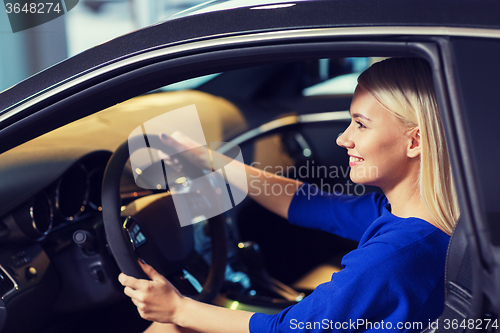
[302,57,372,96]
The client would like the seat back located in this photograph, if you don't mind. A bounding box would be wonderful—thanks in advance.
[422,218,473,333]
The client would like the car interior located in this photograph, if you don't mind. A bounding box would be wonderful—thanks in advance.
[0,54,374,332]
[0,39,496,332]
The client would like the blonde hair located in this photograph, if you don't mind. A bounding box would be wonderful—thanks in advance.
[357,58,459,234]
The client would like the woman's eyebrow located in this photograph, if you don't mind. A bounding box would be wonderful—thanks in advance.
[351,112,372,121]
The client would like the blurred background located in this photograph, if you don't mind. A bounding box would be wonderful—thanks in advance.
[0,0,206,92]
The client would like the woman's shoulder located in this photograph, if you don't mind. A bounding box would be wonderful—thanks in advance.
[356,209,451,265]
[289,184,390,241]
[343,216,449,284]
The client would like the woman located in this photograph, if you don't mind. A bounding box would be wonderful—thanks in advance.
[119,57,459,332]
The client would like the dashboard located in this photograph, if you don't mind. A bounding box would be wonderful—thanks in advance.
[5,152,111,242]
[0,90,248,332]
[0,152,122,331]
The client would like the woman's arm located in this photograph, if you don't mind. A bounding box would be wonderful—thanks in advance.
[119,261,253,333]
[162,132,302,220]
[237,159,302,220]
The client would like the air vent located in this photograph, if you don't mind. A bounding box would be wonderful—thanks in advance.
[0,266,16,297]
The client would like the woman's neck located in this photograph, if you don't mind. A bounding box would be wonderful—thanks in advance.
[382,177,434,224]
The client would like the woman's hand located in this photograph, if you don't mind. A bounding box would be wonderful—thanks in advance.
[160,131,214,171]
[119,260,252,333]
[119,260,184,324]
[160,131,301,220]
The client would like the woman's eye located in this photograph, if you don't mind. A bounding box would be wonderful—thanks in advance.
[356,121,366,129]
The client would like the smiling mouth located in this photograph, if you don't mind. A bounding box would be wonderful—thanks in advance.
[349,156,364,163]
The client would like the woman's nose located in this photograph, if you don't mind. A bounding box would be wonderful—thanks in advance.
[336,129,353,148]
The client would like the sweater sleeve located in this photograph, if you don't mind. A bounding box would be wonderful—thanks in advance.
[249,227,449,333]
[249,243,403,333]
[287,183,388,241]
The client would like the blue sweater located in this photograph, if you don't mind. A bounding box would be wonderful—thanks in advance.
[249,184,450,332]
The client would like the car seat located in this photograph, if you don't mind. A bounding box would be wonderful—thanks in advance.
[421,217,473,333]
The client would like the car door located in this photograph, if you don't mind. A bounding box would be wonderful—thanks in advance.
[0,20,499,332]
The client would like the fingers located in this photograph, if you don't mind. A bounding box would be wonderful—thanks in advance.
[159,132,212,171]
[118,261,165,287]
[124,285,143,300]
[119,274,148,303]
[118,272,145,290]
[139,260,167,282]
[159,132,188,152]
[119,266,180,324]
[170,131,201,149]
[160,133,179,148]
[130,298,149,318]
[160,131,202,151]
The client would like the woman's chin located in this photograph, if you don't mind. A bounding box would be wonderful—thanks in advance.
[349,176,376,188]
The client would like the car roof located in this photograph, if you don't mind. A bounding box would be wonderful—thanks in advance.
[1,0,500,114]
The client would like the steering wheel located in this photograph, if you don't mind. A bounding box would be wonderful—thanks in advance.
[102,134,227,303]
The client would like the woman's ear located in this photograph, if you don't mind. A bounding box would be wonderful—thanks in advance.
[407,128,421,158]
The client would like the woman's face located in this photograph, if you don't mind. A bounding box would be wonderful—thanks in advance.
[336,86,414,191]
